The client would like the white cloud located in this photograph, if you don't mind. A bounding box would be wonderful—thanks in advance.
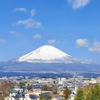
[31,9,35,17]
[81,59,94,64]
[47,40,61,44]
[9,31,21,38]
[14,8,27,13]
[34,34,41,39]
[88,47,94,52]
[72,58,95,64]
[67,0,90,9]
[0,39,6,44]
[9,31,15,34]
[93,41,100,54]
[88,40,100,54]
[16,18,41,28]
[76,38,89,47]
[47,40,56,44]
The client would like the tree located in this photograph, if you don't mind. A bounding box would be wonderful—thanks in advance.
[19,82,25,87]
[74,84,100,100]
[46,95,52,100]
[52,87,58,94]
[74,89,84,100]
[39,92,44,100]
[42,85,53,91]
[85,84,100,100]
[0,80,14,100]
[62,87,71,100]
[83,86,89,100]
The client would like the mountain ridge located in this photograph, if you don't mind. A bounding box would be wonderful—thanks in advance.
[0,45,100,73]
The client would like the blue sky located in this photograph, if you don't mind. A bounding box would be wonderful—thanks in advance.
[0,0,100,64]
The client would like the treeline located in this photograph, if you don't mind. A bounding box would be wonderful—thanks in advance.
[42,85,58,93]
[0,80,14,100]
[74,84,100,100]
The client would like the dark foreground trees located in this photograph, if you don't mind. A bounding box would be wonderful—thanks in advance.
[74,84,100,100]
[74,89,83,100]
[46,95,52,100]
[39,92,44,100]
[62,87,71,100]
[0,80,14,100]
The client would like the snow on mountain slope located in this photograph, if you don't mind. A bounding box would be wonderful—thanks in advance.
[17,45,73,63]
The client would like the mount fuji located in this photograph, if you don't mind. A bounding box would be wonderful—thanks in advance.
[16,45,73,63]
[0,45,100,73]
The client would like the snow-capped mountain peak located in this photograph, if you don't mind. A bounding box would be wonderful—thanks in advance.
[17,45,72,63]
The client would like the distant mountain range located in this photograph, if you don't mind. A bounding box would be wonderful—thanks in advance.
[0,45,100,73]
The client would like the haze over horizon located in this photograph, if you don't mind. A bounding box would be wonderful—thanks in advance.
[0,0,100,64]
